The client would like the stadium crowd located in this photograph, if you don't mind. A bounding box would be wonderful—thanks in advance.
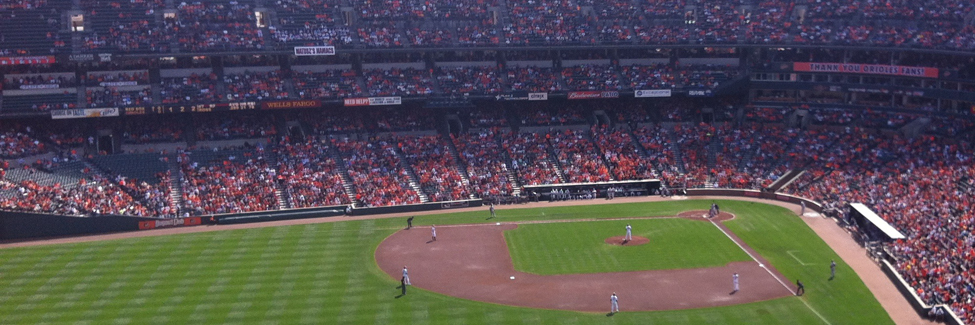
[397,135,472,202]
[2,73,975,322]
[177,148,279,215]
[273,138,351,208]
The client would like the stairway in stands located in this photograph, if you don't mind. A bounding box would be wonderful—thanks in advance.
[262,148,290,210]
[165,156,185,215]
[704,134,721,188]
[494,134,523,196]
[392,146,430,203]
[542,135,569,183]
[443,135,477,199]
[666,125,687,175]
[326,142,360,207]
[587,128,619,181]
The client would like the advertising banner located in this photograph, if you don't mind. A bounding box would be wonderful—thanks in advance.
[99,81,138,87]
[262,100,321,110]
[528,92,548,100]
[294,46,336,56]
[50,107,119,119]
[138,217,202,230]
[568,91,619,100]
[793,62,939,78]
[0,56,55,65]
[19,84,60,90]
[687,89,713,97]
[343,97,401,106]
[634,89,672,98]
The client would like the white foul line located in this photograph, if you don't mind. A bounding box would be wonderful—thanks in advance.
[787,250,815,266]
[708,220,832,325]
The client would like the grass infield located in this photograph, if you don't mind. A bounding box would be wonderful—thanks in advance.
[0,200,893,324]
[504,218,752,274]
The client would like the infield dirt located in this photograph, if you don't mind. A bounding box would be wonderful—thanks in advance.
[375,212,794,312]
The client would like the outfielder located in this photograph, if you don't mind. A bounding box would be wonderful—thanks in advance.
[431,225,437,241]
[830,260,836,279]
[402,266,411,285]
[610,292,619,314]
[625,224,633,241]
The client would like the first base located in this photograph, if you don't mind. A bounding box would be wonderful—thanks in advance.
[510,276,515,280]
[496,222,501,226]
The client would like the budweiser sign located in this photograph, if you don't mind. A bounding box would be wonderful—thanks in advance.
[568,91,619,100]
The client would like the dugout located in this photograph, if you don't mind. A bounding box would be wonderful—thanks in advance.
[524,179,660,201]
[847,203,905,242]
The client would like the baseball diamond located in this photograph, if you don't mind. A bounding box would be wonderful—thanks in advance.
[374,212,794,312]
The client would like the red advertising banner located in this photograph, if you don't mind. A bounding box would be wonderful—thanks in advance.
[0,56,56,65]
[568,91,620,100]
[138,217,202,230]
[261,100,321,110]
[344,98,371,106]
[793,62,939,78]
[343,97,402,106]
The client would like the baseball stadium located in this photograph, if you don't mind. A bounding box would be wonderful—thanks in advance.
[0,0,973,323]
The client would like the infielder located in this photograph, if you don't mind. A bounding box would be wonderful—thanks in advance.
[490,203,496,218]
[733,273,739,292]
[625,224,633,242]
[610,292,619,314]
[431,225,437,241]
[402,266,411,285]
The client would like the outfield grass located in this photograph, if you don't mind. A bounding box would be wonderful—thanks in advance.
[0,200,894,324]
[504,218,751,274]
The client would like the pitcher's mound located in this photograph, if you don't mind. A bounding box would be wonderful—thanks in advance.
[604,236,649,246]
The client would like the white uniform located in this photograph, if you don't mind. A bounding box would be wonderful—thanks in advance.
[402,267,411,285]
[625,225,632,241]
[431,226,437,241]
[490,204,496,218]
[733,273,739,292]
[610,294,619,313]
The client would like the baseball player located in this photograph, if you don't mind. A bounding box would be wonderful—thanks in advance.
[625,224,633,242]
[800,201,807,215]
[796,279,805,296]
[733,273,739,292]
[401,277,407,296]
[407,216,414,229]
[402,266,411,285]
[610,292,620,314]
[431,225,437,241]
[489,203,496,218]
[830,260,836,279]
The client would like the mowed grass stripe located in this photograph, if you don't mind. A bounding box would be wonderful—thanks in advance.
[723,203,890,324]
[0,200,892,324]
[505,218,751,275]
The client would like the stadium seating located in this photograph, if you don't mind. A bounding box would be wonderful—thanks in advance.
[332,138,421,207]
[273,138,351,208]
[397,135,472,202]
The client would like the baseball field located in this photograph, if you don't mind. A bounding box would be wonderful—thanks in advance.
[0,199,893,324]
